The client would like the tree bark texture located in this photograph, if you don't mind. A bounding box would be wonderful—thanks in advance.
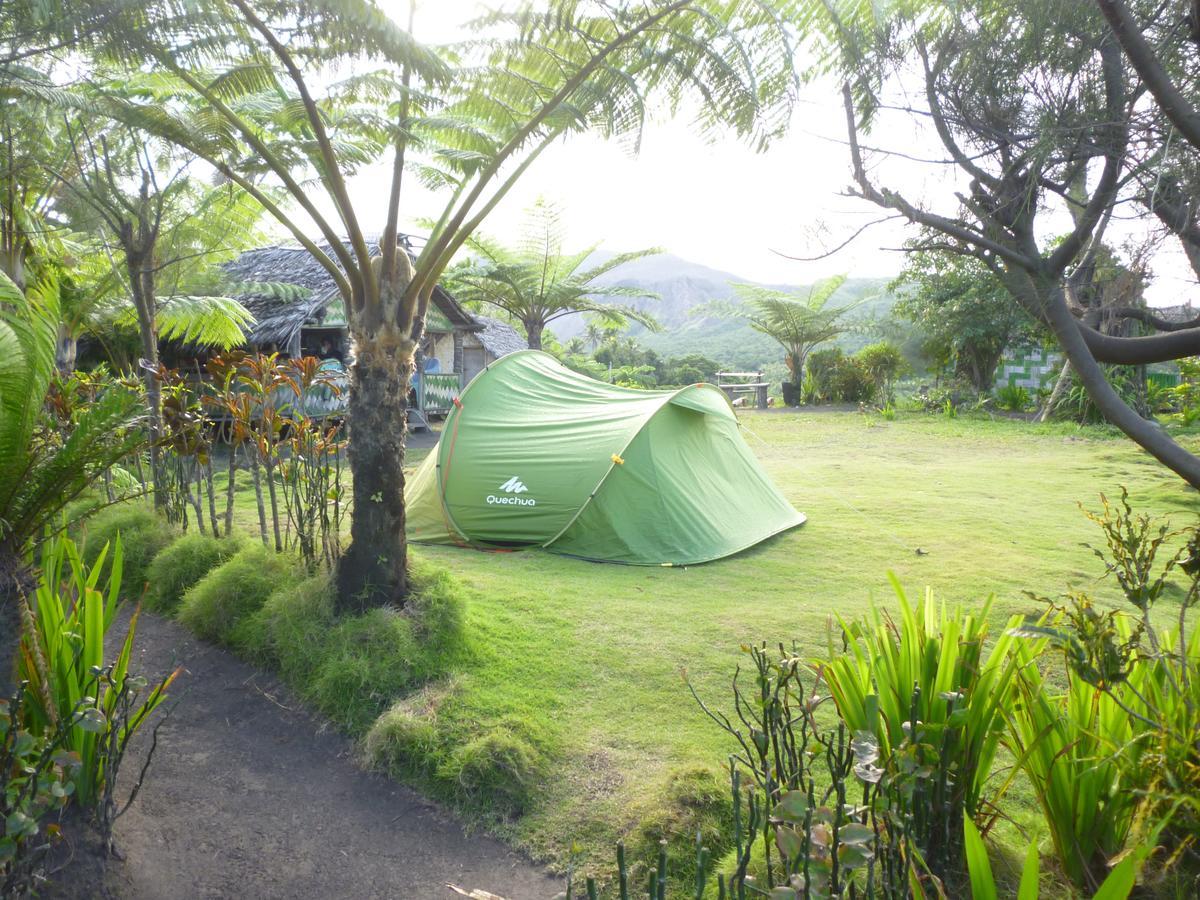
[335,336,413,612]
[0,548,32,699]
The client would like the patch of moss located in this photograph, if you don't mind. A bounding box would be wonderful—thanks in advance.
[80,503,177,602]
[177,544,300,647]
[144,532,244,614]
[631,766,734,887]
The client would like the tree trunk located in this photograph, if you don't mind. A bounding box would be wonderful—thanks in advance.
[1038,359,1073,422]
[56,324,78,373]
[0,547,33,698]
[525,319,544,351]
[127,247,163,507]
[204,456,220,537]
[224,445,238,537]
[250,452,269,547]
[335,340,412,613]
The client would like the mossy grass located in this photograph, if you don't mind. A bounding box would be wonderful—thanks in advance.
[144,531,245,614]
[80,502,178,602]
[236,556,469,733]
[177,543,302,647]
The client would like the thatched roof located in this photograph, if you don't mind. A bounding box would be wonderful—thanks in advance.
[225,235,479,347]
[474,315,528,358]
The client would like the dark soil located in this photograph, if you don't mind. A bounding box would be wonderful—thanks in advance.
[45,610,558,900]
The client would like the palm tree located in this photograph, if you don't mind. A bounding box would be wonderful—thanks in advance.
[68,0,797,611]
[449,200,661,351]
[732,276,858,394]
[0,270,144,694]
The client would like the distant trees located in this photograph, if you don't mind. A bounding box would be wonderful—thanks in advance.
[448,199,661,351]
[891,245,1037,393]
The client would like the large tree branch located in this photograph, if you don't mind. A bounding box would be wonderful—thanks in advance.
[919,42,999,189]
[841,83,1037,270]
[1046,38,1127,274]
[228,0,377,308]
[1079,320,1200,363]
[1089,305,1200,332]
[1034,273,1200,487]
[1096,0,1200,150]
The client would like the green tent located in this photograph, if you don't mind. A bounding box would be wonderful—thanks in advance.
[406,350,805,565]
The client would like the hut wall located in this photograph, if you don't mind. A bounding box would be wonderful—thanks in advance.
[431,332,456,373]
[461,333,489,383]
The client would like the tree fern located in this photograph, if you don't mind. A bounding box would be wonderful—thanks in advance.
[0,270,143,553]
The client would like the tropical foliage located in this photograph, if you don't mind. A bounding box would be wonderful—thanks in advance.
[732,276,856,390]
[448,199,661,350]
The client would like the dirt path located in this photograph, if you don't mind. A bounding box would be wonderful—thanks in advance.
[67,611,560,900]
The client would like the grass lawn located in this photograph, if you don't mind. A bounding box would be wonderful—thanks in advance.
[223,409,1198,881]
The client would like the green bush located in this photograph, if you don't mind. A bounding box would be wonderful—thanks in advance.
[243,571,336,674]
[855,341,907,402]
[177,544,300,647]
[144,532,244,614]
[995,383,1031,412]
[804,347,844,403]
[80,503,176,602]
[361,681,456,780]
[436,723,545,818]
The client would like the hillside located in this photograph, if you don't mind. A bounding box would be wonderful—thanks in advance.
[552,251,899,370]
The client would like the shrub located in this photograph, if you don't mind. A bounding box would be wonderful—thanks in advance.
[831,355,874,404]
[80,504,176,602]
[361,680,457,780]
[1,688,77,897]
[309,608,424,732]
[143,532,244,614]
[855,341,907,403]
[16,533,176,861]
[243,571,335,675]
[818,581,1029,882]
[437,724,544,818]
[915,378,977,413]
[1055,363,1144,424]
[1004,630,1136,891]
[995,383,1031,411]
[1008,490,1200,888]
[805,347,845,403]
[176,544,300,647]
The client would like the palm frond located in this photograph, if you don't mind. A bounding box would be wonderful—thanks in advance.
[154,295,256,349]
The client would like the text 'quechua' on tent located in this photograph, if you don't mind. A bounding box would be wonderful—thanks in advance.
[405,351,805,565]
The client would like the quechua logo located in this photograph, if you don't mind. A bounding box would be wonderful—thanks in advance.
[487,475,536,507]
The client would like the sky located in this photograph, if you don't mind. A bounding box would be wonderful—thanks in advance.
[305,1,1199,302]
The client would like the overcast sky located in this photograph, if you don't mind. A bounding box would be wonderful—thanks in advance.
[305,0,1200,303]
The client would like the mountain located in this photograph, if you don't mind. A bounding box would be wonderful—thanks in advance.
[552,251,900,370]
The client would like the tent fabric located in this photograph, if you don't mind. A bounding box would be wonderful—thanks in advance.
[405,350,805,565]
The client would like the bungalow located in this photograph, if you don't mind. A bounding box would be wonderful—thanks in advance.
[223,235,526,419]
